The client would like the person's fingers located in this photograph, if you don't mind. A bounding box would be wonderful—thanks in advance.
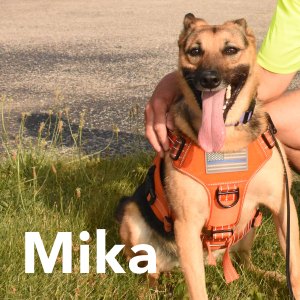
[144,102,162,153]
[166,112,175,130]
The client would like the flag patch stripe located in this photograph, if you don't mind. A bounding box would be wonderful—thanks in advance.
[205,149,248,174]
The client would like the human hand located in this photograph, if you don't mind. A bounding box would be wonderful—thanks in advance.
[144,71,181,156]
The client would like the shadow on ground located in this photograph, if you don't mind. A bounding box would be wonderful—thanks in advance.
[23,112,152,156]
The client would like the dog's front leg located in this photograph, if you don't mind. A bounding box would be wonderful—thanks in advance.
[174,219,207,300]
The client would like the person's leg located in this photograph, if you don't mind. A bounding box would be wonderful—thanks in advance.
[257,65,300,171]
[264,90,300,171]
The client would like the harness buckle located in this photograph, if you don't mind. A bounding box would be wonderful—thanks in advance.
[262,130,275,149]
[202,228,234,242]
[170,136,186,161]
[216,187,239,208]
[212,229,233,240]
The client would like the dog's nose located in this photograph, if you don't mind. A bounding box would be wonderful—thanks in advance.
[198,70,221,89]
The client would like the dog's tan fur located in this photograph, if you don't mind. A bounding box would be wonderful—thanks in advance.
[117,14,300,299]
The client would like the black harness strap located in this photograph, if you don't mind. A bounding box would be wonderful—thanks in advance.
[145,165,156,205]
[190,85,202,109]
[182,70,203,109]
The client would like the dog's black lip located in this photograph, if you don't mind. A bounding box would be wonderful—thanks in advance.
[182,70,203,109]
[222,64,250,121]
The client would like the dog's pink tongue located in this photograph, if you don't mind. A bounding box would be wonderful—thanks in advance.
[198,89,226,152]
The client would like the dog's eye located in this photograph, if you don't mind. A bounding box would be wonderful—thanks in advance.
[187,47,203,57]
[223,47,240,56]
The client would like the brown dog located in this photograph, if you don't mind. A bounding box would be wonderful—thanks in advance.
[116,14,300,299]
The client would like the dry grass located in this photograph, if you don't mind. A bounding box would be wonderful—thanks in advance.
[0,107,299,299]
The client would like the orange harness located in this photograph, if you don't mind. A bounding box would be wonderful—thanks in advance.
[146,129,275,283]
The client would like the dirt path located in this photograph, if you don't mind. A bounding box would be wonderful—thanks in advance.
[0,0,298,154]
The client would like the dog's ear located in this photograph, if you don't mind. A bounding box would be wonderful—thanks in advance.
[179,13,207,46]
[183,13,196,30]
[233,18,248,31]
[232,18,255,40]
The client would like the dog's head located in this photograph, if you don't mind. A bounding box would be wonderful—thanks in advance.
[178,13,257,152]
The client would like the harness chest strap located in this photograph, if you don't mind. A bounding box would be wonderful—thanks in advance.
[146,156,173,233]
[146,129,274,283]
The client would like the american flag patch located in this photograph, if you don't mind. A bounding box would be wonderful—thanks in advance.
[205,148,248,174]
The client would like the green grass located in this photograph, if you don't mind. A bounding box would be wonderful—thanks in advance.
[0,108,299,299]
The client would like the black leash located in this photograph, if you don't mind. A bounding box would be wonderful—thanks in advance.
[266,113,295,300]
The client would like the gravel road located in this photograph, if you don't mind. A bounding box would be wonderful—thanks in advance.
[0,0,298,155]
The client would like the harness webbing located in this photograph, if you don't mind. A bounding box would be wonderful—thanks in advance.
[145,128,275,283]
